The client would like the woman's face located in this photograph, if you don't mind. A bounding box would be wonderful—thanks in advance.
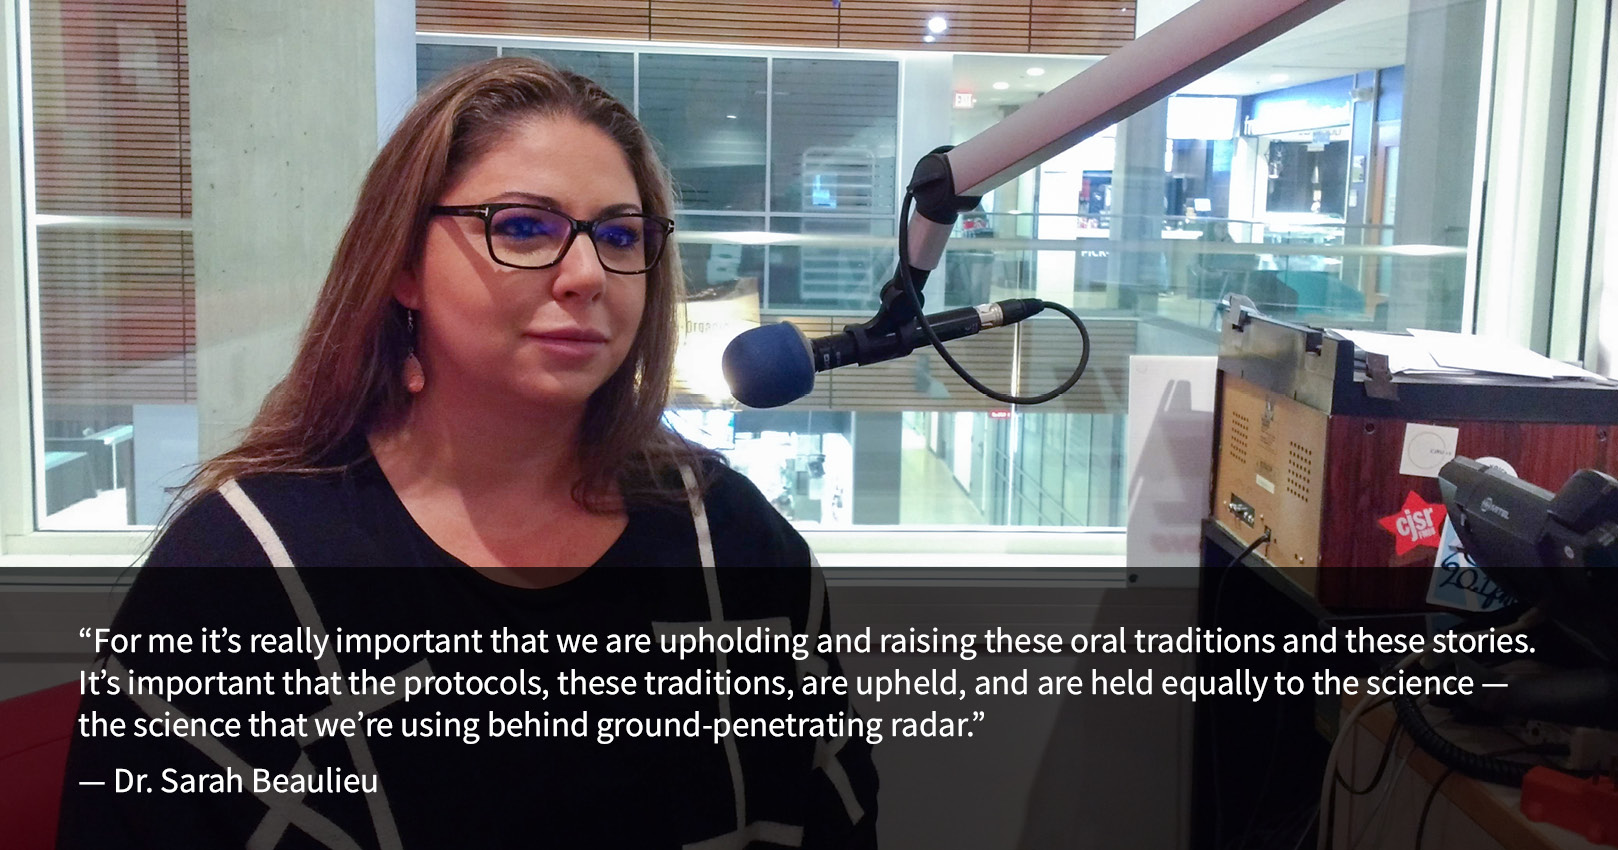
[398,115,648,414]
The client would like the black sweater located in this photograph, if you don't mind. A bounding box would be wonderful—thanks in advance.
[57,459,878,849]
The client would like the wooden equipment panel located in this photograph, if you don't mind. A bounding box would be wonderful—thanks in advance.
[1213,373,1618,609]
[1212,373,1327,591]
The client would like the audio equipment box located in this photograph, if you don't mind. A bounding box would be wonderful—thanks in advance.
[1211,309,1618,610]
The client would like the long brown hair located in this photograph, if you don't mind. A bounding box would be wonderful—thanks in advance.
[184,57,708,511]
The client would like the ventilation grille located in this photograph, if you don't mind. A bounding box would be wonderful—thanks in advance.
[1227,411,1251,466]
[1286,441,1315,503]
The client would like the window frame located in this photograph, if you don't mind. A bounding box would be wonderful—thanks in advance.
[3,3,1607,568]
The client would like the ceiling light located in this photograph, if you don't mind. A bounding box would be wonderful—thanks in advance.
[1269,73,1289,83]
[923,34,936,43]
[992,81,1010,90]
[927,16,948,34]
[1026,67,1046,77]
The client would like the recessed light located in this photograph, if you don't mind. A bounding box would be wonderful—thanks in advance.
[1269,73,1289,83]
[992,81,1010,90]
[1026,67,1046,77]
[923,34,936,43]
[927,16,949,34]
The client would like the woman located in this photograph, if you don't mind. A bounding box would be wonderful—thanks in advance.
[58,58,877,849]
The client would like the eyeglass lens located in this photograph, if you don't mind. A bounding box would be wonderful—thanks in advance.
[488,207,664,272]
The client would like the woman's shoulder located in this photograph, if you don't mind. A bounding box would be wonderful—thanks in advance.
[146,465,376,569]
[686,456,777,523]
[687,458,812,568]
[142,486,264,569]
[698,456,767,503]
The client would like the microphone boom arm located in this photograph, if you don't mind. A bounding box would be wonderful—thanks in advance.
[724,0,1355,409]
[885,0,1350,319]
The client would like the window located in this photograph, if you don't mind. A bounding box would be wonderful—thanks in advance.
[3,1,1611,553]
[640,53,767,212]
[20,0,194,533]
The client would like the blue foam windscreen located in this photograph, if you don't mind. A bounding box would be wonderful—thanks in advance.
[722,322,815,408]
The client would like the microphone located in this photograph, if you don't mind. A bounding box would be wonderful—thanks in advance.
[722,298,1045,408]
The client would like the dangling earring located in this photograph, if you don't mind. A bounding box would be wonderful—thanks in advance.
[403,309,426,394]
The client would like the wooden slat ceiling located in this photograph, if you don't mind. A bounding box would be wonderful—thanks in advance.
[838,0,1030,53]
[419,0,1134,54]
[1031,1,1138,54]
[419,0,655,40]
[654,0,840,48]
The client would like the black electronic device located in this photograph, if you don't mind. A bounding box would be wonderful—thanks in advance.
[1437,457,1618,730]
[1438,457,1618,664]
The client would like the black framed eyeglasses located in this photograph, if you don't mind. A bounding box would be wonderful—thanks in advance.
[431,203,674,274]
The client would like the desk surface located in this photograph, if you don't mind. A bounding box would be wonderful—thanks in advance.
[1340,698,1604,850]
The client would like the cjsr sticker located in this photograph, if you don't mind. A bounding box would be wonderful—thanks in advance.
[1377,491,1447,555]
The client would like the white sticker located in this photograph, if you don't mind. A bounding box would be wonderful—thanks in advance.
[1426,457,1520,612]
[1400,423,1460,478]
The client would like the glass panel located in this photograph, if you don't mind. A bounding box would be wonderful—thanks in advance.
[978,410,1132,528]
[416,43,496,90]
[771,59,898,216]
[675,214,766,297]
[638,54,766,211]
[920,0,1486,531]
[670,215,766,407]
[683,409,853,525]
[36,227,197,529]
[9,0,1525,533]
[28,0,190,218]
[1042,411,1065,511]
[27,0,197,529]
[1061,416,1092,524]
[1018,415,1042,482]
[764,216,893,313]
[502,47,634,105]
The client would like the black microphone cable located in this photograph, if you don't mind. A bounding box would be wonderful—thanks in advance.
[895,190,1091,405]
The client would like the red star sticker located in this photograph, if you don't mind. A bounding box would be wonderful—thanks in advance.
[1377,491,1448,556]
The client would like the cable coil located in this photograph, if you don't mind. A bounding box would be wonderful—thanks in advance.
[896,191,1091,405]
[1391,693,1532,787]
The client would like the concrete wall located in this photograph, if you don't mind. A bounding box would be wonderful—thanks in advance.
[188,0,414,454]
